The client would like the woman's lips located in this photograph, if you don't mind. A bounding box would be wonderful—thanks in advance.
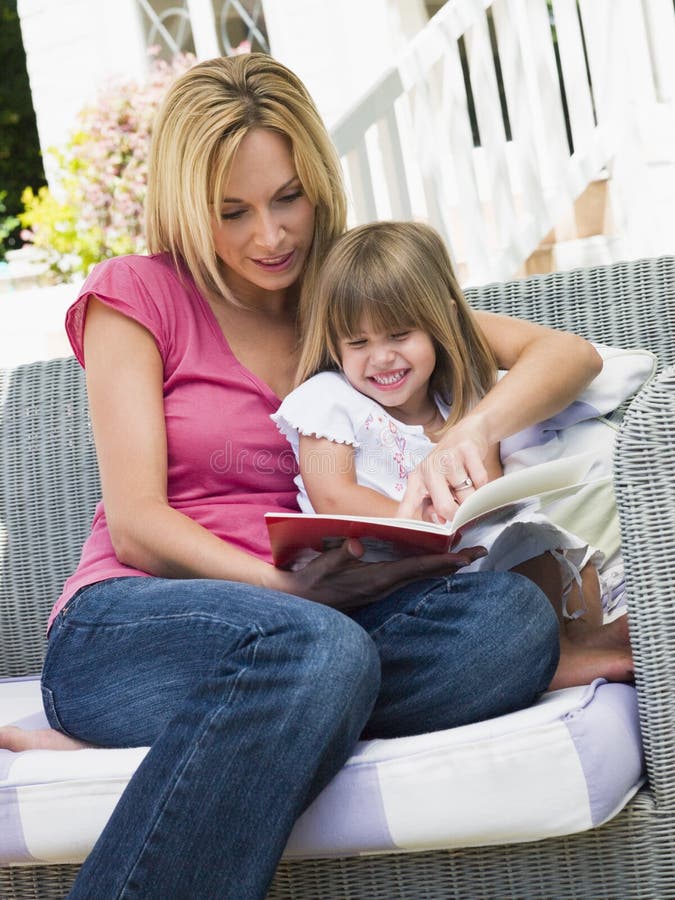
[251,250,295,273]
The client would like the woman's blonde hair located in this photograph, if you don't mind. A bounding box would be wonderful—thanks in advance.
[145,53,346,305]
[297,221,497,427]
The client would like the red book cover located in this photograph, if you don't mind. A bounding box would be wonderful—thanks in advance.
[266,513,455,567]
[265,452,599,568]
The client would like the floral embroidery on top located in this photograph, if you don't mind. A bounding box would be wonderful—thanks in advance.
[358,404,431,496]
[392,430,408,485]
[369,414,411,488]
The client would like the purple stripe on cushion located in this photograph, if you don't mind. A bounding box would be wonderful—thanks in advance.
[564,682,644,826]
[0,675,40,684]
[12,711,49,730]
[542,400,602,431]
[0,750,14,780]
[284,763,394,858]
[500,424,553,457]
[0,787,34,864]
[501,400,601,457]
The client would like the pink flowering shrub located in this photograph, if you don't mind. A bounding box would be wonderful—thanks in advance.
[20,52,196,281]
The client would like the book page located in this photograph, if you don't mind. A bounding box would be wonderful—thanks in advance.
[450,451,597,531]
[265,452,601,566]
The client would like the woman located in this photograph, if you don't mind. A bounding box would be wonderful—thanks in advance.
[2,54,602,899]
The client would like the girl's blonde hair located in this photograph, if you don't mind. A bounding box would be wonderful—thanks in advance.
[297,221,497,427]
[145,53,346,305]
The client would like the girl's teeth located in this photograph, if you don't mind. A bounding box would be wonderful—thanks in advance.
[373,372,405,385]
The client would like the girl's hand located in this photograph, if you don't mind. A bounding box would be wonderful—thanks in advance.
[270,540,487,610]
[398,416,491,523]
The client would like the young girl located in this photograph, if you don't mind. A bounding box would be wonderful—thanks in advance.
[273,220,632,688]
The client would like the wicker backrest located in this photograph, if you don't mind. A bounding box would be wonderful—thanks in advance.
[465,256,675,368]
[1,255,674,678]
[0,357,100,676]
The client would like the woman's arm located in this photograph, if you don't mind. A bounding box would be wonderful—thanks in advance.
[400,313,602,522]
[84,296,277,586]
[299,434,400,517]
[85,297,475,607]
[471,311,602,443]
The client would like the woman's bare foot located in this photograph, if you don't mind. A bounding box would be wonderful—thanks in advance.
[548,614,633,691]
[0,725,91,752]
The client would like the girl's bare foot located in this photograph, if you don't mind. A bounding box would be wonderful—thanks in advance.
[548,642,633,691]
[565,611,630,651]
[0,725,92,752]
[548,617,634,691]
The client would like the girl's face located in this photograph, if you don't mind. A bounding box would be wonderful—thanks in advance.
[211,128,316,305]
[338,319,437,421]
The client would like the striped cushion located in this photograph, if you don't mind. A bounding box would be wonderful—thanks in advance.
[0,676,644,864]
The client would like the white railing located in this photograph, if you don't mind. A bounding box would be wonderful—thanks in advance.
[331,0,675,286]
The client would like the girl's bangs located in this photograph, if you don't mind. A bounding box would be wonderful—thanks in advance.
[329,282,417,340]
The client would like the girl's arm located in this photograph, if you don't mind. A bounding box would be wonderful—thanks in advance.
[85,297,474,607]
[400,313,602,521]
[299,434,401,517]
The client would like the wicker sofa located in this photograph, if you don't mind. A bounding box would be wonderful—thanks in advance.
[1,256,675,900]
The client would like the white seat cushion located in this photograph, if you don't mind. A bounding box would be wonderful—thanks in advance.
[0,676,644,864]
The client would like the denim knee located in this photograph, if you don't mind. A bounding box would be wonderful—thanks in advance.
[289,603,381,711]
[276,605,381,803]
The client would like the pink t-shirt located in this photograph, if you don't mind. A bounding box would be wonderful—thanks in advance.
[48,253,299,628]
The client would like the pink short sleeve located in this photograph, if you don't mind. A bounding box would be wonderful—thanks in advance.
[66,255,169,366]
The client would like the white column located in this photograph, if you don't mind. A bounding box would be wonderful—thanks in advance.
[185,0,220,59]
[17,0,147,182]
[261,0,427,128]
[641,0,675,103]
[578,0,655,258]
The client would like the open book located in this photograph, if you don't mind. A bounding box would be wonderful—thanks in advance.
[266,452,602,567]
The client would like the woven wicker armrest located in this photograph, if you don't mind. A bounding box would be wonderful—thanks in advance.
[0,357,100,678]
[615,364,675,811]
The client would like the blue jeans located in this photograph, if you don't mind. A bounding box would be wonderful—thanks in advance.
[42,572,558,900]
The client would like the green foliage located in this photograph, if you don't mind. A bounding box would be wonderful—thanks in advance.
[0,0,46,258]
[0,191,19,256]
[19,52,196,281]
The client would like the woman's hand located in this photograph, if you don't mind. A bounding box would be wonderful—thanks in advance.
[398,415,491,523]
[400,313,603,523]
[269,540,487,610]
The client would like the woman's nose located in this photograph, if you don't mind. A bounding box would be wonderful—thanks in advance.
[254,211,283,251]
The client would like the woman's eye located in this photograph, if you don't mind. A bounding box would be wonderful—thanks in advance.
[346,339,367,348]
[391,331,410,340]
[221,209,246,221]
[278,190,303,204]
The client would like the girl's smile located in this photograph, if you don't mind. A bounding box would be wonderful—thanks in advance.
[368,368,410,388]
[339,322,438,424]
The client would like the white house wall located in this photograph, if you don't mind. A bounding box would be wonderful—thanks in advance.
[262,0,428,129]
[17,0,430,182]
[17,0,147,180]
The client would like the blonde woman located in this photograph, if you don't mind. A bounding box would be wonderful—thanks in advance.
[2,55,604,899]
[274,220,633,692]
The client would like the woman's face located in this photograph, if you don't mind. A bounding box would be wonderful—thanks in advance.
[212,128,316,304]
